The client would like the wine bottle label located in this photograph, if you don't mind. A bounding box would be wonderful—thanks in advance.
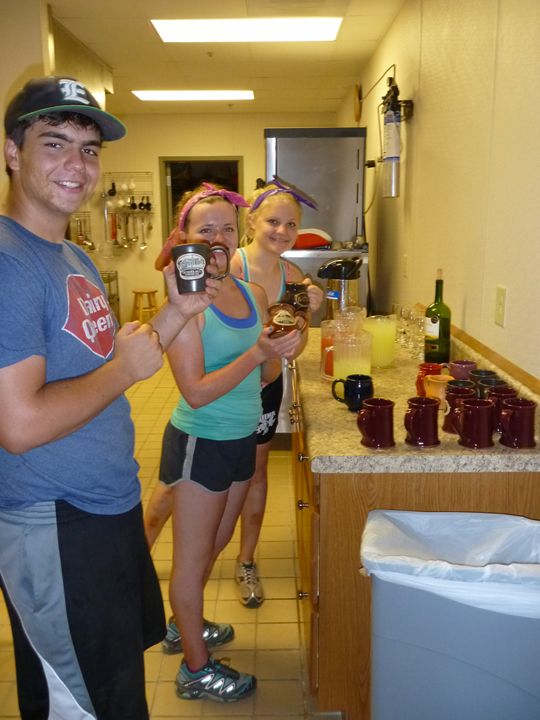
[425,317,440,340]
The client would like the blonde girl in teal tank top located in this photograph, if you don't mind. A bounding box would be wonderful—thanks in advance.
[144,185,302,702]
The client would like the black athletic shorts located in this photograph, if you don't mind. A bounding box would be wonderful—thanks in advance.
[0,501,165,720]
[159,422,257,493]
[256,373,284,445]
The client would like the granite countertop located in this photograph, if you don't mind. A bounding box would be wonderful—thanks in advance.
[297,329,540,474]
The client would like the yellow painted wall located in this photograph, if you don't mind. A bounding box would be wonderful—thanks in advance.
[337,0,540,379]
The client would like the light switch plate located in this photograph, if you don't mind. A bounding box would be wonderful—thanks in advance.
[495,285,507,327]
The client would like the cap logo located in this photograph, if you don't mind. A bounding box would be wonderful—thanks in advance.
[58,79,90,105]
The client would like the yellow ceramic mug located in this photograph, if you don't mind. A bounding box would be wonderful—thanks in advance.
[423,374,455,406]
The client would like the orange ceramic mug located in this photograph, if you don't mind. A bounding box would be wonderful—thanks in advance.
[415,362,450,396]
[423,374,455,406]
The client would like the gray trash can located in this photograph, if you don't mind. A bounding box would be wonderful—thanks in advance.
[361,510,540,720]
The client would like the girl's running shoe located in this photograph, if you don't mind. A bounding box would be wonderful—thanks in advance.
[162,617,234,654]
[175,655,257,702]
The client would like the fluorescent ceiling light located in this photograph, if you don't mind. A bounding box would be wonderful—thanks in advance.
[151,18,342,43]
[133,90,254,101]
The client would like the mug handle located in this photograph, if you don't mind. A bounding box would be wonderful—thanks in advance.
[357,409,370,441]
[404,408,418,443]
[332,379,346,403]
[415,372,426,397]
[440,363,451,375]
[452,405,471,444]
[500,407,515,443]
[295,311,308,332]
[320,346,334,380]
[210,245,230,280]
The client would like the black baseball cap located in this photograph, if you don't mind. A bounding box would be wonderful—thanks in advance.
[4,76,126,142]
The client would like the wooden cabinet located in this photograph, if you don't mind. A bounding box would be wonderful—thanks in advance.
[290,363,319,695]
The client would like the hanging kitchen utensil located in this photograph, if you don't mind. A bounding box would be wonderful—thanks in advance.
[129,213,138,243]
[108,182,116,196]
[97,213,115,258]
[130,196,137,210]
[138,196,145,210]
[144,196,152,211]
[120,182,128,193]
[140,216,147,250]
[128,178,136,191]
[83,217,95,252]
[119,215,129,248]
[77,218,84,247]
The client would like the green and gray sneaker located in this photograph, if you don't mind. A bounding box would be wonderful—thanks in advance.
[175,655,257,702]
[162,617,235,655]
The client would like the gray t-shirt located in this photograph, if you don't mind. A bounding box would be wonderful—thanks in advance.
[0,217,140,514]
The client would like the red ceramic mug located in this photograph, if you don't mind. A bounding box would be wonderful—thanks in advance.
[404,397,440,447]
[453,398,495,449]
[415,363,449,397]
[485,386,518,433]
[442,386,476,434]
[357,398,395,449]
[449,360,477,380]
[499,398,536,449]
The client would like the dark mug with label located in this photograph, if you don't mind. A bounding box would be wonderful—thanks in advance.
[280,282,310,313]
[332,374,374,413]
[172,243,230,293]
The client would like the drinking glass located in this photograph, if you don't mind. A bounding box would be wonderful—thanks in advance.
[399,305,413,348]
[409,310,425,359]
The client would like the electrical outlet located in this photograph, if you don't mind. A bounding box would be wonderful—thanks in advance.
[403,254,408,278]
[495,285,507,327]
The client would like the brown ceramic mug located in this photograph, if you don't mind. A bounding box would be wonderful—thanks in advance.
[267,303,307,338]
[357,398,395,448]
[280,282,310,313]
[404,397,440,447]
[442,386,476,434]
[485,386,518,433]
[453,398,495,449]
[499,398,536,449]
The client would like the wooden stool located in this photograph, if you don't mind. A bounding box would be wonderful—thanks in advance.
[131,289,158,324]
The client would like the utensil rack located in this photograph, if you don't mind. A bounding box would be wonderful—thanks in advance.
[102,171,153,208]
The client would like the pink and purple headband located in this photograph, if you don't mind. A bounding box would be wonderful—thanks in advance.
[249,177,317,213]
[178,183,250,232]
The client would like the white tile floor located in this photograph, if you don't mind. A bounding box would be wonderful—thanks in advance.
[0,361,342,719]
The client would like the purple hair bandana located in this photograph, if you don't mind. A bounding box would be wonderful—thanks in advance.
[179,183,250,231]
[249,177,318,213]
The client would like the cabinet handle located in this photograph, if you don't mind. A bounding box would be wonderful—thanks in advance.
[288,362,296,371]
[292,402,301,408]
[298,591,309,599]
[298,453,309,462]
[289,408,296,416]
[298,501,309,509]
[290,417,298,424]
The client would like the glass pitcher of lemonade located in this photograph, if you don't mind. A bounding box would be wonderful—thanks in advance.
[332,329,372,381]
[363,315,397,368]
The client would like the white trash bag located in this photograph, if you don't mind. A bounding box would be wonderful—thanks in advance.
[361,510,540,618]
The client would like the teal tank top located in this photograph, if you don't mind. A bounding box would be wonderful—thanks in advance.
[171,278,263,440]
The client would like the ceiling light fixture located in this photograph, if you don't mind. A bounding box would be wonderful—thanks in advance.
[132,91,254,101]
[151,18,342,43]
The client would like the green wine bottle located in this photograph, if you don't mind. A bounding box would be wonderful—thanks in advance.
[424,269,451,363]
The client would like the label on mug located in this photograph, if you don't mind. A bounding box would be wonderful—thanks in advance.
[273,309,296,326]
[176,253,206,280]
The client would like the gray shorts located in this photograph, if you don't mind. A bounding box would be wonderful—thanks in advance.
[159,422,257,493]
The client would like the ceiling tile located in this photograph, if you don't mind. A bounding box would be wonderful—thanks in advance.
[59,17,160,45]
[162,44,253,63]
[346,0,405,15]
[245,0,349,18]
[250,41,334,61]
[338,15,396,41]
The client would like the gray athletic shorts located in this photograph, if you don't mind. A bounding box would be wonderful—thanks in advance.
[159,422,257,493]
[0,500,165,720]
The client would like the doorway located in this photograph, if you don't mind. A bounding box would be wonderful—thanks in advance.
[159,157,243,238]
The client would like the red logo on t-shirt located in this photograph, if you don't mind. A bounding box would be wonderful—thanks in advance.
[62,274,115,358]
